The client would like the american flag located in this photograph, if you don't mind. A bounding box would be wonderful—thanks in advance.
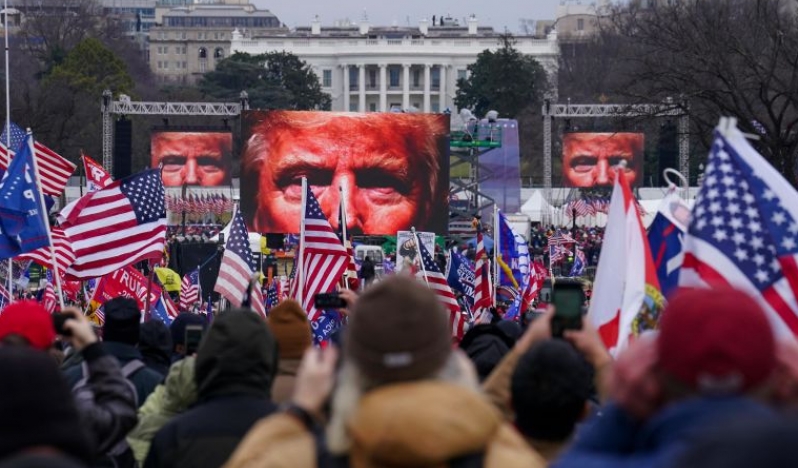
[0,123,76,196]
[18,227,76,273]
[41,270,57,313]
[547,229,577,245]
[57,169,166,280]
[472,229,493,317]
[179,268,201,312]
[265,281,280,309]
[681,125,798,337]
[549,243,571,264]
[296,184,348,321]
[416,236,465,340]
[214,208,266,318]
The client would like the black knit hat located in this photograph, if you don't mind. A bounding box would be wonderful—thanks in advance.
[346,276,452,383]
[0,347,93,462]
[103,297,141,345]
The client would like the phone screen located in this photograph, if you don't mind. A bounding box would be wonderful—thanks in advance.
[553,287,584,319]
[185,325,204,356]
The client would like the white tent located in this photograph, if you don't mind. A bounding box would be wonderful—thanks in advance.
[210,218,262,252]
[520,190,554,222]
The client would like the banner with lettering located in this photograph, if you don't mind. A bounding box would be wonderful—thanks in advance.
[89,266,161,314]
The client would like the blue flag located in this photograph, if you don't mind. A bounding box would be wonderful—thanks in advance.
[648,192,689,298]
[497,211,529,289]
[150,297,174,326]
[0,134,50,259]
[569,247,586,277]
[311,310,342,346]
[446,248,475,309]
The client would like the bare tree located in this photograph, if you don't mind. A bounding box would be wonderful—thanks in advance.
[601,0,798,184]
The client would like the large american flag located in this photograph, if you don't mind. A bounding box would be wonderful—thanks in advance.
[0,123,76,196]
[180,268,201,312]
[214,209,266,318]
[472,230,493,322]
[681,125,798,337]
[297,185,348,321]
[57,169,166,280]
[548,229,577,245]
[41,270,57,313]
[417,237,465,340]
[18,227,76,273]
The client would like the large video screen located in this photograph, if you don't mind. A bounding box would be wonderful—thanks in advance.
[562,132,644,187]
[240,110,450,235]
[150,131,233,187]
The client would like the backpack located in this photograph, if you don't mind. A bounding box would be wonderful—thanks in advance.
[73,359,145,468]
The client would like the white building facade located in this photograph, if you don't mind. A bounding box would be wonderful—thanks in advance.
[230,17,559,113]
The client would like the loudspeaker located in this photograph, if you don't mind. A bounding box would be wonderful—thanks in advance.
[113,118,133,180]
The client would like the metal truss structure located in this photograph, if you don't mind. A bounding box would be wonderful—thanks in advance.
[541,100,690,203]
[101,90,249,172]
[449,122,504,224]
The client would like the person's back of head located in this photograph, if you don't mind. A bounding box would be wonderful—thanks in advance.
[346,275,452,384]
[0,347,92,464]
[0,301,55,351]
[511,339,592,442]
[194,309,278,401]
[459,322,518,381]
[267,300,311,361]
[102,297,141,346]
[657,287,775,397]
[169,312,207,357]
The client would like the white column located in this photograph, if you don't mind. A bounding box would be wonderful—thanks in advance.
[342,64,350,112]
[438,65,447,112]
[402,64,410,110]
[358,64,366,112]
[423,64,431,112]
[378,63,387,112]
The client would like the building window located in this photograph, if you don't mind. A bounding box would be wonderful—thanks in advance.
[389,67,400,87]
[322,69,332,87]
[180,31,186,40]
[432,102,440,113]
[368,69,376,88]
[413,69,420,87]
[369,102,377,112]
[349,67,359,89]
[214,48,224,59]
[349,102,358,112]
[200,60,207,73]
[457,69,467,81]
[199,47,207,59]
[431,68,440,89]
[577,18,585,31]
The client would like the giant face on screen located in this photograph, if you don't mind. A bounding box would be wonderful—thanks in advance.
[562,132,644,187]
[150,131,233,187]
[240,111,450,235]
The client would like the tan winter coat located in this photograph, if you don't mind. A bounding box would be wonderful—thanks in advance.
[223,381,545,468]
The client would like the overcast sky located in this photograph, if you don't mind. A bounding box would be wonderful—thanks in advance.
[251,0,562,33]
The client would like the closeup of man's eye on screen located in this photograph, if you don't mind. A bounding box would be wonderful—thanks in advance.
[240,111,449,236]
[562,132,644,188]
[151,132,232,187]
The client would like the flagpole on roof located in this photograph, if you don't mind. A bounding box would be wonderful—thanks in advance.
[25,132,64,309]
[297,177,307,302]
[411,227,429,288]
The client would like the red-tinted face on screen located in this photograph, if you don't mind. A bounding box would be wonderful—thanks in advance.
[151,132,232,187]
[562,133,644,187]
[240,111,449,235]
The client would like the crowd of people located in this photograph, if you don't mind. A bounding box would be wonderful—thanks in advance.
[1,273,797,468]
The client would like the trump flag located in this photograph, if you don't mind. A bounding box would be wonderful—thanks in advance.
[589,169,665,354]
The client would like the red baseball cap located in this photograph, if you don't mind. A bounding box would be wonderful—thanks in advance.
[658,287,775,394]
[0,301,56,351]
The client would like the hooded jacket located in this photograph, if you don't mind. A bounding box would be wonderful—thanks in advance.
[223,381,545,468]
[552,397,775,468]
[126,356,197,465]
[144,310,279,468]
